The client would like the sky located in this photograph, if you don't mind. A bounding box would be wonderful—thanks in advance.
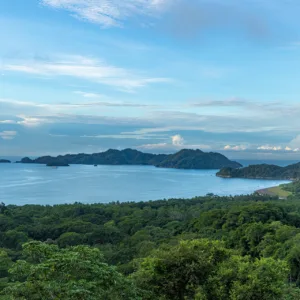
[0,0,300,159]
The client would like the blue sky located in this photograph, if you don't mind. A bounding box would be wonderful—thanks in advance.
[0,0,300,159]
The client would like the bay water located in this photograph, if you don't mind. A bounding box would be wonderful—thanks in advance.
[0,163,291,205]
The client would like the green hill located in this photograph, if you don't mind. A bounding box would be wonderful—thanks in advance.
[156,149,242,169]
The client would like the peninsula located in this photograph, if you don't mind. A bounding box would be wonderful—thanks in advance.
[19,148,242,170]
[217,162,300,180]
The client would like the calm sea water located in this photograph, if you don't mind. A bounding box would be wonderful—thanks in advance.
[0,163,291,205]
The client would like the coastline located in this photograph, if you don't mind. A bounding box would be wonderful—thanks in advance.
[255,185,292,199]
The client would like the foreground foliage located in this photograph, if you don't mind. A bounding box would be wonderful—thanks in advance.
[3,242,140,300]
[2,193,300,298]
[132,239,289,300]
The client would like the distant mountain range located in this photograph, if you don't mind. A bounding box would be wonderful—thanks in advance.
[217,163,300,180]
[19,148,242,170]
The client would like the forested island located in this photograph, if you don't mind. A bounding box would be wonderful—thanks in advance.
[46,162,70,167]
[0,159,11,163]
[1,184,300,299]
[19,148,242,170]
[217,162,300,180]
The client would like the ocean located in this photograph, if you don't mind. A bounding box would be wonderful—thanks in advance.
[0,162,292,205]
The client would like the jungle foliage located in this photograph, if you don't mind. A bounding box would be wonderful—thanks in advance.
[2,193,300,299]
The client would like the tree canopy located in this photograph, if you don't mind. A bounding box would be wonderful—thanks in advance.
[2,193,300,298]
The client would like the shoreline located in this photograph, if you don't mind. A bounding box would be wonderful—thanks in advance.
[256,185,292,199]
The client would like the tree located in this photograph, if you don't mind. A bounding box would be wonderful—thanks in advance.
[56,232,84,247]
[230,257,288,300]
[132,239,291,300]
[0,250,12,292]
[2,230,28,250]
[3,241,141,300]
[209,256,289,300]
[131,239,230,300]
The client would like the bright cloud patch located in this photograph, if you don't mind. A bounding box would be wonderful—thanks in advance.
[41,0,170,27]
[257,145,282,151]
[3,55,171,92]
[73,91,103,98]
[0,131,17,140]
[0,120,16,124]
[171,134,185,146]
[257,145,300,152]
[224,145,247,151]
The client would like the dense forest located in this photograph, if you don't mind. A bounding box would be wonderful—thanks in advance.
[217,162,300,180]
[1,183,300,299]
[283,181,300,195]
[19,148,242,169]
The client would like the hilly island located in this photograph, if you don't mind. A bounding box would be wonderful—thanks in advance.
[19,148,242,169]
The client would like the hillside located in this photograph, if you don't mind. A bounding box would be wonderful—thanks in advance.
[217,162,300,180]
[19,148,242,170]
[156,149,242,169]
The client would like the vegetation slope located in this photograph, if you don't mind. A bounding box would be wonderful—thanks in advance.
[1,189,300,298]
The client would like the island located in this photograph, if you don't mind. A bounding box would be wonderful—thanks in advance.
[0,159,11,163]
[46,162,70,167]
[155,149,242,169]
[19,148,242,170]
[216,162,300,180]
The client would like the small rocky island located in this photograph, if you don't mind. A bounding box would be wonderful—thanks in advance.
[0,159,11,163]
[46,162,70,167]
[217,162,300,180]
[19,148,242,170]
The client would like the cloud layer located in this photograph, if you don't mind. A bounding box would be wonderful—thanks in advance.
[0,131,17,140]
[1,95,300,157]
[42,0,170,27]
[3,55,171,92]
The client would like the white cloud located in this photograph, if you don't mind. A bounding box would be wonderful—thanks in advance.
[3,55,171,92]
[257,145,282,151]
[0,120,16,124]
[224,144,300,153]
[256,145,300,152]
[171,134,184,146]
[41,0,170,27]
[81,133,167,140]
[224,145,247,151]
[137,133,211,152]
[137,142,211,152]
[73,91,103,98]
[17,116,46,127]
[0,131,17,140]
[137,143,169,150]
[0,98,155,114]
